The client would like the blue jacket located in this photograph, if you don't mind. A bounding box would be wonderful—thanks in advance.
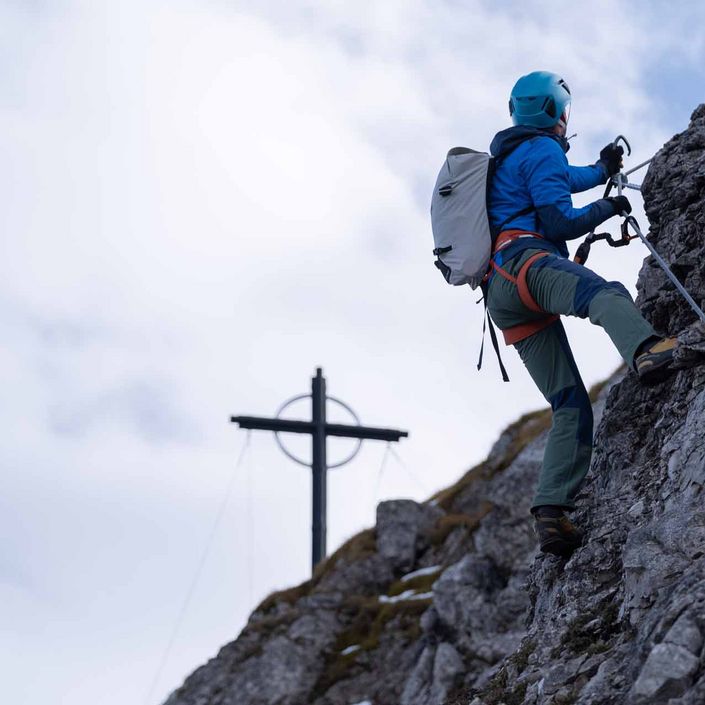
[488,126,615,261]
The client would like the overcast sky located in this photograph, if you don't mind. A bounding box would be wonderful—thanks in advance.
[2,1,704,703]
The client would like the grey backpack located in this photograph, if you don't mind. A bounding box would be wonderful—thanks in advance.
[430,146,532,382]
[430,147,494,289]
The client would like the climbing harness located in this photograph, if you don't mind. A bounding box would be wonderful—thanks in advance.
[574,135,705,324]
[476,230,560,382]
[491,230,559,344]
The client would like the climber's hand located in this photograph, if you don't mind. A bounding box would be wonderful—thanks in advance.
[598,143,625,177]
[606,195,632,216]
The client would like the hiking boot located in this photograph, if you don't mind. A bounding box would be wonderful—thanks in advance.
[533,507,582,558]
[635,337,678,383]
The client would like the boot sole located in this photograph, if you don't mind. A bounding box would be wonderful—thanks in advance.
[638,355,675,385]
[540,536,581,558]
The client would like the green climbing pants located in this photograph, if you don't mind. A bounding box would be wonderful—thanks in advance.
[487,249,657,511]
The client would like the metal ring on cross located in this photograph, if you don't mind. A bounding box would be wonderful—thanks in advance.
[273,393,363,469]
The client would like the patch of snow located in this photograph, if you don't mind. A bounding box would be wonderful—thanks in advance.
[379,589,417,603]
[351,701,372,705]
[400,565,441,583]
[409,591,434,600]
[341,644,361,656]
[379,589,434,604]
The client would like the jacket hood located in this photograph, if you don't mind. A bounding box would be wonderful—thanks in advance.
[490,125,569,160]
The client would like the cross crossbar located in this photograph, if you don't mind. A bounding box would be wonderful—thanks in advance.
[231,415,408,442]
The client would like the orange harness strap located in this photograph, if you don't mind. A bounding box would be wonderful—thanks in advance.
[490,236,560,345]
[502,313,559,345]
[494,228,542,252]
[491,252,550,313]
[516,252,551,313]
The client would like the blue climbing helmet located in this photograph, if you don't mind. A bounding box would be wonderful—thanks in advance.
[509,71,571,129]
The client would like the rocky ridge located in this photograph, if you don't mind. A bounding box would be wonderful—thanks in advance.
[164,105,705,705]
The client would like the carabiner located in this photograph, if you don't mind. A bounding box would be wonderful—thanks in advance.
[612,134,632,156]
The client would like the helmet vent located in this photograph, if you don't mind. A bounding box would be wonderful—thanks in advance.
[558,79,571,95]
[542,96,556,118]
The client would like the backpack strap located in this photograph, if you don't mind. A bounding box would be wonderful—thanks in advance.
[477,284,510,382]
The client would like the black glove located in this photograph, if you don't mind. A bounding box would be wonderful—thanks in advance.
[606,195,632,216]
[598,143,624,177]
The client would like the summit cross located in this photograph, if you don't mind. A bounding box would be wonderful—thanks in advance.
[231,367,409,571]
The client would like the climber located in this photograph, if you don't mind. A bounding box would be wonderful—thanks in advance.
[486,71,678,558]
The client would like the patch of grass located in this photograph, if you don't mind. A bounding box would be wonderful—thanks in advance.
[369,599,432,647]
[387,568,442,597]
[587,640,611,655]
[513,638,536,674]
[228,639,264,665]
[478,639,535,705]
[443,683,475,705]
[311,528,377,583]
[399,611,424,643]
[311,648,360,696]
[554,601,620,657]
[482,667,508,703]
[482,668,528,705]
[498,408,553,471]
[246,612,296,637]
[339,595,433,653]
[254,529,377,616]
[555,688,579,705]
[429,503,494,546]
[311,594,432,698]
[254,582,313,616]
[430,462,489,510]
[506,681,528,705]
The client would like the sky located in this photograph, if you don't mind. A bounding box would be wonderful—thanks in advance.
[1,1,704,703]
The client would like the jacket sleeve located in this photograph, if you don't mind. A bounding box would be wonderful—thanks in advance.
[521,138,615,243]
[567,163,608,193]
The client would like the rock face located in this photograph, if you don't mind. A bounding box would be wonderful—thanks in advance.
[164,106,705,705]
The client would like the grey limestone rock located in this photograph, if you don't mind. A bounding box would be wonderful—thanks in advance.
[401,642,464,705]
[376,499,444,571]
[664,614,703,655]
[629,642,699,703]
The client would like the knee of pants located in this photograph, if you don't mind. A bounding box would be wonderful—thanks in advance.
[586,283,634,321]
[604,281,631,299]
[574,277,632,318]
[550,384,594,446]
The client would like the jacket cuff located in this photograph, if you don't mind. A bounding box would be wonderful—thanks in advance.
[594,161,610,184]
[595,198,618,219]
